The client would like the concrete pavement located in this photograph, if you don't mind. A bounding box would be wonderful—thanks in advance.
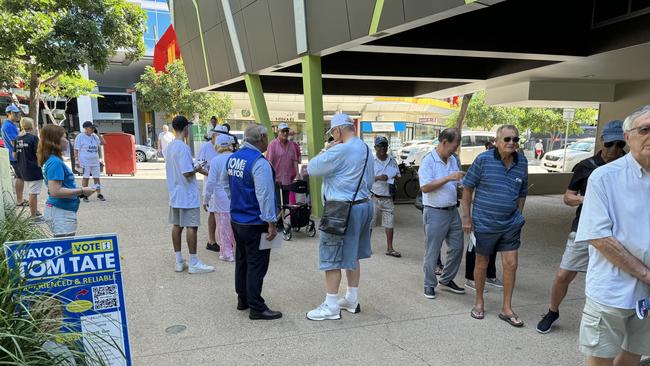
[72,167,588,366]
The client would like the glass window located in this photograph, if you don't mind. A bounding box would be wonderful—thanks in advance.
[461,136,471,147]
[145,10,156,40]
[144,39,155,56]
[156,12,171,39]
[98,95,133,114]
[473,135,491,147]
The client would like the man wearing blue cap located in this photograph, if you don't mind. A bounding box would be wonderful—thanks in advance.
[537,120,626,334]
[371,135,401,257]
[2,104,24,205]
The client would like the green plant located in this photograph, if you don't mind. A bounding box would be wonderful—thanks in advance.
[0,204,48,254]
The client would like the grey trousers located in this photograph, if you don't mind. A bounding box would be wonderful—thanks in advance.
[423,206,464,288]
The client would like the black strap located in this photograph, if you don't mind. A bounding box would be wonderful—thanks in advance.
[351,145,370,202]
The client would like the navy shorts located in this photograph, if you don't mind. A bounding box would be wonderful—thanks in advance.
[474,224,523,257]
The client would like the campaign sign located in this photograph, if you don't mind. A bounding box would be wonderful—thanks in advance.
[4,234,131,365]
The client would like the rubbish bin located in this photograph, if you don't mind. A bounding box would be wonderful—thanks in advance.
[103,132,137,176]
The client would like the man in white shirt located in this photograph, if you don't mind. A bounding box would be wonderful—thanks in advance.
[575,106,650,366]
[158,124,174,159]
[371,136,401,257]
[418,128,466,299]
[74,121,105,201]
[165,115,214,274]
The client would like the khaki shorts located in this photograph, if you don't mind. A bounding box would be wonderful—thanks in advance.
[27,180,43,195]
[580,297,650,358]
[168,207,200,228]
[559,232,589,272]
[372,196,394,229]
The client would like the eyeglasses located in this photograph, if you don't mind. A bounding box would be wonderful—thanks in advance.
[628,126,650,136]
[604,141,626,148]
[503,136,520,143]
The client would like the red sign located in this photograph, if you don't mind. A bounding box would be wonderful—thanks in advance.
[153,25,182,72]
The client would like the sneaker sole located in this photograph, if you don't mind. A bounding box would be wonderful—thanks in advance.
[188,268,215,274]
[487,283,504,289]
[306,312,341,321]
[342,304,361,314]
[424,293,436,299]
[441,285,465,294]
[536,326,553,334]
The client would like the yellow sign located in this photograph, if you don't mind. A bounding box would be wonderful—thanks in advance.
[66,300,93,313]
[71,239,113,255]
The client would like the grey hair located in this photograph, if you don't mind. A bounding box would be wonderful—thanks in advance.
[623,105,650,131]
[339,124,356,133]
[496,124,519,138]
[244,123,268,143]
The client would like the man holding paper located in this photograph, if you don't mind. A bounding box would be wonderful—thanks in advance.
[419,128,466,300]
[574,106,650,365]
[371,136,401,258]
[225,123,282,321]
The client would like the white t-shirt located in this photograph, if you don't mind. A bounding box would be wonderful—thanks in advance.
[158,131,174,156]
[418,150,460,208]
[74,133,101,166]
[165,139,200,209]
[535,142,543,151]
[371,155,400,197]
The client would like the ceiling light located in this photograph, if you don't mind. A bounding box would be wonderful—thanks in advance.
[583,74,596,78]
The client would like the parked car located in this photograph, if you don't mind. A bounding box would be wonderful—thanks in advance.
[136,144,158,162]
[540,138,595,172]
[458,131,495,166]
[397,140,434,163]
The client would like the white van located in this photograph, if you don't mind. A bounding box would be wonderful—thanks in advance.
[458,131,495,165]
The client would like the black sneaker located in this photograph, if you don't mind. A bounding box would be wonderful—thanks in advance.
[440,280,465,294]
[424,286,436,299]
[206,242,220,252]
[536,310,559,334]
[97,194,106,201]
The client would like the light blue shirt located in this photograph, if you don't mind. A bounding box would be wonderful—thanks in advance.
[576,153,650,309]
[307,137,374,201]
[223,142,277,223]
[418,149,459,208]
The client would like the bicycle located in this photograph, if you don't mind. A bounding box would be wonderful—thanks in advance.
[399,163,420,199]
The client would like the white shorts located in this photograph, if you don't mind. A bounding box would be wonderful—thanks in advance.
[44,205,78,237]
[26,180,43,195]
[82,165,100,178]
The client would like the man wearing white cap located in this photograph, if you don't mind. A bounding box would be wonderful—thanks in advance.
[3,105,24,205]
[306,113,374,321]
[266,122,299,207]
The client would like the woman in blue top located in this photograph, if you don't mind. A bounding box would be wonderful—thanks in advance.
[38,125,96,237]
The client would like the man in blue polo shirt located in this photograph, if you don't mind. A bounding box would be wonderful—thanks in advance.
[461,124,528,327]
[2,104,24,205]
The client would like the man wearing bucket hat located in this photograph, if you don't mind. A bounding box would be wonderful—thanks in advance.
[306,113,374,321]
[537,120,627,334]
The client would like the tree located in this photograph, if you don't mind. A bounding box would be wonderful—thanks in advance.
[519,107,597,151]
[40,72,99,126]
[135,60,233,126]
[446,91,523,130]
[0,0,146,121]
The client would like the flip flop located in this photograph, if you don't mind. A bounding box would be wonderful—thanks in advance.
[499,312,524,327]
[16,200,28,207]
[470,307,484,320]
[385,250,402,258]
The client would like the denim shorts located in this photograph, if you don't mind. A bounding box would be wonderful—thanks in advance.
[474,224,523,257]
[44,204,78,237]
[319,201,373,271]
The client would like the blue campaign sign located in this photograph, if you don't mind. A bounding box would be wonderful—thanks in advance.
[3,233,131,365]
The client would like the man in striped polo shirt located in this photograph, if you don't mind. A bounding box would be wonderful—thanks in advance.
[461,125,528,327]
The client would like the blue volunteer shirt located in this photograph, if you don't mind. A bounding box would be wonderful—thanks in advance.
[2,119,19,162]
[462,149,528,233]
[43,155,80,212]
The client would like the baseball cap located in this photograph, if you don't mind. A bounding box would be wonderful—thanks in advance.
[172,115,193,131]
[5,105,21,113]
[327,113,354,134]
[212,125,229,134]
[278,122,289,131]
[374,136,389,146]
[216,134,235,147]
[602,120,624,143]
[82,121,95,129]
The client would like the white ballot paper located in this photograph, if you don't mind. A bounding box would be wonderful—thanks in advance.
[466,232,477,252]
[260,233,283,250]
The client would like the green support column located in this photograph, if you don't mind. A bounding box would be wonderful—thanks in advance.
[301,55,324,217]
[244,74,272,132]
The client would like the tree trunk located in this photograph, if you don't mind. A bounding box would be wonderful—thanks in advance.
[455,93,473,153]
[28,68,40,129]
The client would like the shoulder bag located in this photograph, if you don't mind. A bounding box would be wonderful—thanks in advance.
[319,145,369,235]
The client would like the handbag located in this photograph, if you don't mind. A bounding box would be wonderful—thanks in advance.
[319,145,369,235]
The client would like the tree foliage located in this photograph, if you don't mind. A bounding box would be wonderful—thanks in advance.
[135,60,233,126]
[40,72,99,125]
[0,0,146,120]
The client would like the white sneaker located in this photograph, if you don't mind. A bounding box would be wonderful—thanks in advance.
[188,260,215,274]
[174,260,186,272]
[337,298,360,314]
[306,303,341,321]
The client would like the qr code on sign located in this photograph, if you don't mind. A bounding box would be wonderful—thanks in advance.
[92,284,119,311]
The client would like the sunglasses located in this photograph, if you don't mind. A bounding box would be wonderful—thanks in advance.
[628,126,650,136]
[502,136,520,143]
[604,141,626,148]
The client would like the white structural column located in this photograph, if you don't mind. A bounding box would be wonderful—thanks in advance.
[77,65,94,132]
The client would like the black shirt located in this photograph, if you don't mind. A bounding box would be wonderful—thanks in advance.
[15,133,44,181]
[567,152,605,232]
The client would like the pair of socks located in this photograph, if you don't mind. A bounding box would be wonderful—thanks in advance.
[175,252,198,266]
[324,287,358,308]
